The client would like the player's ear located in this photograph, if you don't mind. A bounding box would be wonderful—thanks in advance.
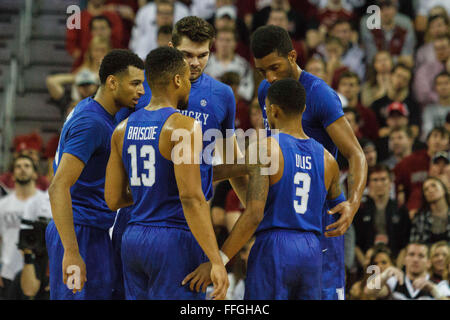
[287,50,297,65]
[168,41,174,48]
[106,75,118,91]
[173,73,182,88]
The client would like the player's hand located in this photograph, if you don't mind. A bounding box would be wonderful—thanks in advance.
[210,263,229,300]
[325,201,356,237]
[182,262,212,293]
[62,250,87,294]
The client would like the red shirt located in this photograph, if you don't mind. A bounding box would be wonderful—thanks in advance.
[235,100,251,131]
[317,8,354,29]
[355,102,379,141]
[225,190,244,213]
[393,149,430,211]
[66,10,124,70]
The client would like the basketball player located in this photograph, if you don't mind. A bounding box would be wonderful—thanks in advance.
[46,49,145,300]
[111,16,247,299]
[250,25,367,300]
[104,47,229,300]
[183,79,345,299]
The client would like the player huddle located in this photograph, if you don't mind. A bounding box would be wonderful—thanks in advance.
[46,16,367,300]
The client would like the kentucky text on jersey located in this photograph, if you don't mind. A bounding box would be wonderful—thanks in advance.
[179,110,209,126]
[127,126,158,140]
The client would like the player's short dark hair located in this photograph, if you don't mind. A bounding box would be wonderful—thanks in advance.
[145,46,187,87]
[13,154,38,173]
[99,49,144,85]
[158,25,173,37]
[89,15,111,30]
[172,16,216,48]
[250,25,293,59]
[267,78,306,115]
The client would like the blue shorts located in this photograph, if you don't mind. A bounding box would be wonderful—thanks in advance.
[111,207,132,300]
[122,224,208,300]
[244,229,322,300]
[45,220,116,300]
[320,210,345,300]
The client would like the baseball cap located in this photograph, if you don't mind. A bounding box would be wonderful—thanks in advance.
[432,151,450,164]
[387,102,409,117]
[216,5,237,20]
[75,69,99,86]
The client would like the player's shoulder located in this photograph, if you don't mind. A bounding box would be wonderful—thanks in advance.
[257,79,271,95]
[167,111,197,131]
[300,71,332,95]
[206,74,234,97]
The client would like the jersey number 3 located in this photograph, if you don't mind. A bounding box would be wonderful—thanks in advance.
[293,172,311,214]
[128,144,155,187]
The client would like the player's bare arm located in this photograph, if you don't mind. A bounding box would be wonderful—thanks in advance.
[105,119,134,211]
[165,113,228,300]
[322,149,349,237]
[182,137,279,292]
[48,153,88,293]
[326,116,368,228]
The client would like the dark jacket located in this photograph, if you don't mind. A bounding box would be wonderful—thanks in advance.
[354,195,411,257]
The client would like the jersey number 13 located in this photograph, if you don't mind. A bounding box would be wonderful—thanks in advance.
[128,144,156,187]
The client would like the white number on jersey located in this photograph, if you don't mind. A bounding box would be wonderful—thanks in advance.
[128,144,156,187]
[293,172,311,214]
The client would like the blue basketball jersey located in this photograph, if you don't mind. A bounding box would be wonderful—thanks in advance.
[256,133,327,234]
[117,73,236,200]
[257,71,343,157]
[53,97,116,230]
[122,107,189,230]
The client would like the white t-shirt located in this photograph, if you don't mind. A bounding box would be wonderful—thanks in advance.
[0,190,52,280]
[417,0,450,16]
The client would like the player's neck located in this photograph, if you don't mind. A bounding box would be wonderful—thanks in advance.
[94,88,120,116]
[277,118,308,139]
[147,94,178,111]
[294,65,302,81]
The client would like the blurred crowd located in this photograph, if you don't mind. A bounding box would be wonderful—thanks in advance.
[0,0,450,300]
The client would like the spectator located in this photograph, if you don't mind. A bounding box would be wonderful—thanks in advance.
[422,72,450,141]
[394,127,449,216]
[305,56,327,80]
[321,19,366,80]
[416,13,449,67]
[409,176,450,245]
[349,244,394,300]
[353,164,410,259]
[364,243,442,299]
[428,241,449,284]
[204,27,254,102]
[0,134,50,192]
[76,36,112,76]
[415,1,450,34]
[46,68,100,115]
[251,0,308,40]
[370,63,421,139]
[360,0,416,64]
[210,5,251,62]
[130,0,189,60]
[361,50,394,108]
[343,107,361,139]
[104,0,140,47]
[428,151,450,192]
[337,71,379,141]
[220,72,251,131]
[361,138,378,169]
[323,35,349,89]
[66,0,124,70]
[190,0,216,20]
[381,126,414,170]
[316,0,354,31]
[413,33,450,107]
[0,155,52,299]
[156,25,173,47]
